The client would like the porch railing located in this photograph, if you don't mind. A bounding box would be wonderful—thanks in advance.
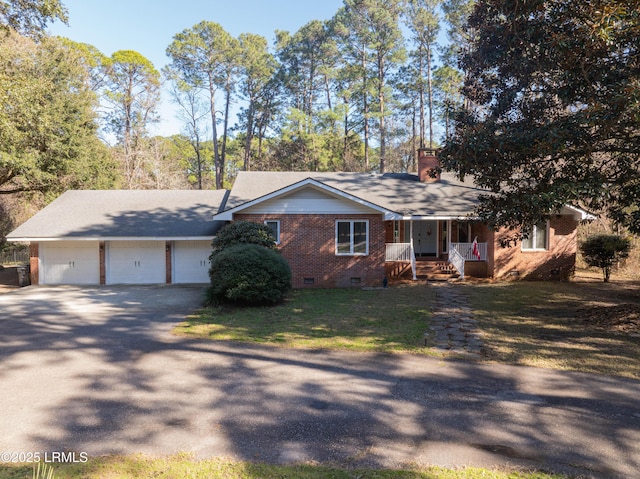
[448,241,487,279]
[449,242,487,261]
[448,246,466,279]
[385,242,417,280]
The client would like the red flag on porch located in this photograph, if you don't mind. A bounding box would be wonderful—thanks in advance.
[472,237,481,260]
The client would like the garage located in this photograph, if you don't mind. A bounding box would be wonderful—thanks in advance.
[6,190,228,286]
[40,241,100,285]
[173,240,212,284]
[107,240,166,284]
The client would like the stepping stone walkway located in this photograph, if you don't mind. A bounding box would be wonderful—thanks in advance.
[427,282,483,358]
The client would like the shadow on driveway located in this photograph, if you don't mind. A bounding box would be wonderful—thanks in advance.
[0,285,638,478]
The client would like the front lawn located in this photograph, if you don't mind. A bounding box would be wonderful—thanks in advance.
[464,279,640,379]
[177,278,640,378]
[176,283,436,354]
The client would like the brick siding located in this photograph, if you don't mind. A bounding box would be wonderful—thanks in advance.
[491,215,578,280]
[99,241,106,285]
[29,242,39,285]
[236,214,386,288]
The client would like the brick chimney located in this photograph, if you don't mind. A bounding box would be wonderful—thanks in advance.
[417,148,440,183]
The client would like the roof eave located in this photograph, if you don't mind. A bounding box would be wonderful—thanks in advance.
[219,177,396,219]
[6,236,216,242]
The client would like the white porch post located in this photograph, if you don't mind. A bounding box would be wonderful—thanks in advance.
[409,218,414,248]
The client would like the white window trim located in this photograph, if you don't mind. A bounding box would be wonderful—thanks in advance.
[335,220,369,256]
[264,220,281,245]
[522,221,549,251]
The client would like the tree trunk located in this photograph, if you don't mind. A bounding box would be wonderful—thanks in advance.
[419,46,425,149]
[427,45,433,149]
[208,80,221,190]
[244,104,254,171]
[378,53,386,174]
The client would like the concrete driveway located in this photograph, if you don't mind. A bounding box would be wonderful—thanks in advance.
[0,286,639,478]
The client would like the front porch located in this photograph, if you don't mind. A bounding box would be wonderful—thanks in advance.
[384,219,488,280]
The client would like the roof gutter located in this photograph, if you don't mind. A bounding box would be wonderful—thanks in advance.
[6,236,216,242]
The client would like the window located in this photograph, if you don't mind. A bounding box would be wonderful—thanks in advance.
[264,220,280,244]
[336,220,368,255]
[457,221,470,243]
[522,222,548,250]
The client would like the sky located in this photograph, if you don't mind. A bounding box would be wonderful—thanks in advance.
[48,0,346,137]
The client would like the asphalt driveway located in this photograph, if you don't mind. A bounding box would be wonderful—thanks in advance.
[0,285,639,478]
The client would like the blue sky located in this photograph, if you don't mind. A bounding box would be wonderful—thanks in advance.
[49,0,346,136]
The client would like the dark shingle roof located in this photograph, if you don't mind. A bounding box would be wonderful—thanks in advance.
[8,190,228,240]
[224,171,485,217]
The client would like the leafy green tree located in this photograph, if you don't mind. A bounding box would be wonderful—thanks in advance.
[274,20,342,170]
[334,5,374,170]
[336,0,406,173]
[165,71,211,189]
[441,0,640,238]
[237,33,276,171]
[58,37,110,91]
[104,50,161,188]
[580,235,631,282]
[432,64,463,139]
[0,32,118,196]
[0,0,67,38]
[404,0,442,149]
[166,21,237,189]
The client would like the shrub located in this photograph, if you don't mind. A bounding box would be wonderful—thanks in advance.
[580,234,631,282]
[210,221,276,259]
[208,243,291,305]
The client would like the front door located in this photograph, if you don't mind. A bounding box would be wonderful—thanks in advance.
[413,220,438,257]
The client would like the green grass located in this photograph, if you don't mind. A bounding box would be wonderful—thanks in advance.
[176,283,436,354]
[0,454,565,479]
[464,280,640,379]
[178,279,640,379]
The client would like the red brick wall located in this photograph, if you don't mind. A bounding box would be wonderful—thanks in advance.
[236,214,386,288]
[492,215,578,280]
[165,241,172,284]
[99,242,106,285]
[29,242,39,285]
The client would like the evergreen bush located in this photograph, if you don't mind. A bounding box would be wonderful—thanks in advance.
[208,243,291,305]
[210,221,276,259]
[580,234,631,282]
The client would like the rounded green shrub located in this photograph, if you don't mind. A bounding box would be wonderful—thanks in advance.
[210,221,276,259]
[208,243,291,305]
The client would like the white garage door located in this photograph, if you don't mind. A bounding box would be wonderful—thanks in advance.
[173,240,211,283]
[40,241,99,285]
[107,240,166,284]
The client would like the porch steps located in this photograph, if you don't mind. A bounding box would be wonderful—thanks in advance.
[416,260,459,281]
[388,259,459,282]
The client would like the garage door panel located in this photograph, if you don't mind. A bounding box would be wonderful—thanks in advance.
[107,241,166,284]
[41,242,99,285]
[173,241,211,283]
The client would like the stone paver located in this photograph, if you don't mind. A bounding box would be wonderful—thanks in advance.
[428,282,482,357]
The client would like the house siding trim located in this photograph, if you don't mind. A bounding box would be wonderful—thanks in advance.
[216,178,400,221]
